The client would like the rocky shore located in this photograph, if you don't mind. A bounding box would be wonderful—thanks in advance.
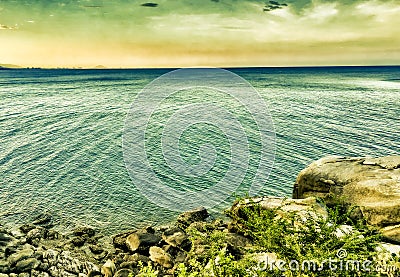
[1,155,400,277]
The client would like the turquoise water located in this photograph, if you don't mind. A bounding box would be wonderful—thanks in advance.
[1,66,399,234]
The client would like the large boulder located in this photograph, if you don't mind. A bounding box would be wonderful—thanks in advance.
[293,156,400,242]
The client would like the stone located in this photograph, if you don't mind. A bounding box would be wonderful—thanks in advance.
[293,155,400,227]
[14,258,40,272]
[26,227,47,242]
[177,207,209,227]
[376,243,400,256]
[114,268,135,277]
[174,251,187,263]
[332,225,355,239]
[46,230,61,240]
[70,236,87,247]
[230,196,328,223]
[381,224,400,244]
[57,270,76,277]
[0,232,13,246]
[42,249,59,266]
[19,224,35,234]
[73,227,96,237]
[47,266,59,276]
[126,253,150,264]
[119,261,136,270]
[0,260,9,273]
[87,271,103,277]
[101,259,116,277]
[8,249,34,266]
[162,227,189,248]
[31,269,50,277]
[32,213,52,226]
[149,246,174,269]
[126,231,161,252]
[225,233,253,256]
[113,231,134,250]
[89,244,104,255]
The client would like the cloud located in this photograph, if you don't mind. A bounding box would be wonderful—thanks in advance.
[141,3,159,8]
[0,24,17,30]
[0,0,399,67]
[82,5,103,8]
[263,1,288,12]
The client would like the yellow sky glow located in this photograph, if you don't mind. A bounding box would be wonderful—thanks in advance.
[0,0,399,68]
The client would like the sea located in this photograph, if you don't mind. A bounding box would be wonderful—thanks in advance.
[0,66,399,234]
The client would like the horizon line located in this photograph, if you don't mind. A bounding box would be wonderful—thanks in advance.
[1,64,400,70]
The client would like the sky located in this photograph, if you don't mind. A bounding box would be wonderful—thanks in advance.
[0,0,399,68]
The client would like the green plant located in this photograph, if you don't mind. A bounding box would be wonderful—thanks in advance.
[136,261,159,277]
[136,197,398,276]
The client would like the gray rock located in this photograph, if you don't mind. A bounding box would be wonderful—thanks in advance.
[177,207,209,227]
[19,225,35,234]
[42,249,59,266]
[126,231,161,252]
[225,233,253,256]
[174,250,187,263]
[73,227,95,238]
[88,245,103,255]
[69,236,87,247]
[14,257,40,272]
[31,269,50,277]
[118,261,136,270]
[114,268,135,277]
[380,224,400,244]
[40,249,99,275]
[57,270,77,277]
[293,155,400,227]
[46,230,61,240]
[230,196,328,223]
[125,253,150,264]
[0,232,13,246]
[87,271,103,277]
[47,266,59,277]
[8,249,34,266]
[26,227,47,244]
[101,259,116,277]
[332,225,355,238]
[0,260,9,273]
[113,231,134,250]
[32,213,52,226]
[149,246,174,269]
[162,228,188,248]
[376,242,400,256]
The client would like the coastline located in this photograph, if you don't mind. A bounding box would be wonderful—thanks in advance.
[1,155,400,276]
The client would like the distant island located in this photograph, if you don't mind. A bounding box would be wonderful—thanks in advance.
[0,63,22,69]
[0,64,111,70]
